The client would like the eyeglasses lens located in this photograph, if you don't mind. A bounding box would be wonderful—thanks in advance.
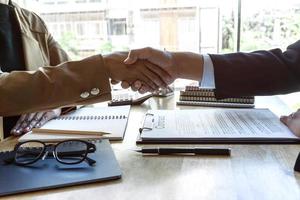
[55,141,88,164]
[15,142,45,165]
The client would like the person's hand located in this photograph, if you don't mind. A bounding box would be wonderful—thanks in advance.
[280,109,300,137]
[110,79,150,94]
[124,47,177,82]
[10,109,61,136]
[116,47,176,92]
[104,52,171,92]
[121,47,203,92]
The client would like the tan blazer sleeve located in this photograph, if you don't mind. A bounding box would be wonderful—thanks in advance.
[0,55,111,116]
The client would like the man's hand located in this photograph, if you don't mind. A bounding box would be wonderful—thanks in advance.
[119,47,176,92]
[104,52,171,92]
[10,109,61,136]
[280,109,300,137]
[124,47,177,82]
[121,47,203,92]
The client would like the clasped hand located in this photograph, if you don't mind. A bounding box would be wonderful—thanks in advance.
[107,47,202,93]
[105,49,177,94]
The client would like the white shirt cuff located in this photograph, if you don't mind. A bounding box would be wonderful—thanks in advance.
[200,54,216,88]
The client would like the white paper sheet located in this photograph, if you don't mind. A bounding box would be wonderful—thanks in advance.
[141,108,298,141]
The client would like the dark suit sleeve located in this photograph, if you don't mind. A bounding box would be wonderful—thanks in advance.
[209,40,300,98]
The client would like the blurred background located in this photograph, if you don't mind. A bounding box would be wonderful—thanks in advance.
[14,0,300,109]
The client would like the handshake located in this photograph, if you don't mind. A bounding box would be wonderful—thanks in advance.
[103,47,204,93]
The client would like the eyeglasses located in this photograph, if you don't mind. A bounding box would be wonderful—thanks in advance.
[4,140,97,166]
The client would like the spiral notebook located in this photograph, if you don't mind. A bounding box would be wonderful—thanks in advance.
[179,96,254,104]
[178,86,254,108]
[19,106,130,142]
[177,101,255,108]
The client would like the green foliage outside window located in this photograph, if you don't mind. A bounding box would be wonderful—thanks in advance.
[221,8,300,53]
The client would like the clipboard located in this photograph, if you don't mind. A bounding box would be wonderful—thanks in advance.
[136,109,300,144]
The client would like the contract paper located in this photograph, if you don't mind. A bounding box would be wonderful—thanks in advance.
[140,108,298,141]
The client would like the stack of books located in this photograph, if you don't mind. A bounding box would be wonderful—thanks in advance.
[177,86,255,108]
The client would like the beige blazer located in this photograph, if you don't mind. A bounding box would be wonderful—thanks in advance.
[0,3,112,117]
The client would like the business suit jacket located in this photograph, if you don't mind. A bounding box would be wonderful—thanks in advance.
[0,3,111,116]
[210,40,300,98]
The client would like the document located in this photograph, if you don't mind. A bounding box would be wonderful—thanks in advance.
[139,108,299,143]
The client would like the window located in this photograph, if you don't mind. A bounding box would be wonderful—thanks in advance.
[15,0,237,57]
[75,0,87,3]
[17,0,300,56]
[42,0,55,5]
[75,22,106,37]
[137,19,160,48]
[65,23,72,32]
[240,0,300,51]
[76,23,85,36]
[57,0,68,4]
[108,18,127,36]
[178,17,197,51]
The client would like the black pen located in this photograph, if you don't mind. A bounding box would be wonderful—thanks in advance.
[135,147,231,156]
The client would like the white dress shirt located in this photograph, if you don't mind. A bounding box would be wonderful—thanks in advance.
[200,54,216,88]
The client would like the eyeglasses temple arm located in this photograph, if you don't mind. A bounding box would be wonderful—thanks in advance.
[85,156,96,166]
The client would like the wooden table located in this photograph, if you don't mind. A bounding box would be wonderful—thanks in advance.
[1,94,300,200]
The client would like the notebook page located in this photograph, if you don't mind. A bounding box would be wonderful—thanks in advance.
[37,106,129,134]
[19,105,130,142]
[141,108,298,140]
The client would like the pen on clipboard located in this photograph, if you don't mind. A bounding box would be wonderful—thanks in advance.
[135,147,231,156]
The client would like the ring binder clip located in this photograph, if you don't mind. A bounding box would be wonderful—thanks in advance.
[139,127,152,134]
[139,113,154,134]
